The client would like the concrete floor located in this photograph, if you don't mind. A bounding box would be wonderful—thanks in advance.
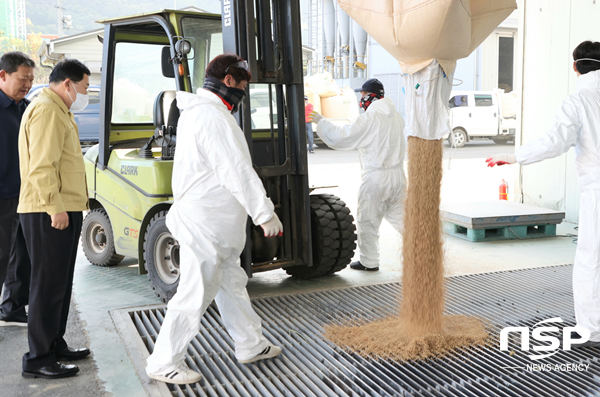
[1,141,580,396]
[0,301,106,397]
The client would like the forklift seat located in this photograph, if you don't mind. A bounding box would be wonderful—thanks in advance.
[154,90,179,131]
[138,91,179,159]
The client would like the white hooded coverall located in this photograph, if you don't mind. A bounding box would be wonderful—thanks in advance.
[515,70,600,342]
[316,97,406,268]
[145,88,275,374]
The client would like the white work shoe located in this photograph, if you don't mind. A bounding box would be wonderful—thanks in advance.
[238,344,282,364]
[147,363,202,385]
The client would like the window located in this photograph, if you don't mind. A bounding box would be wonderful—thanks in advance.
[449,95,468,108]
[27,87,44,100]
[249,85,278,129]
[88,91,100,105]
[181,17,223,93]
[82,90,101,111]
[112,43,174,124]
[498,36,514,93]
[251,93,271,108]
[474,94,493,107]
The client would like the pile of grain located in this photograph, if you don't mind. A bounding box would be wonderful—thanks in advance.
[324,315,488,360]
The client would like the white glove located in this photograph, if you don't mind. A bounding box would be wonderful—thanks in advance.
[309,111,324,124]
[485,154,517,167]
[260,213,283,237]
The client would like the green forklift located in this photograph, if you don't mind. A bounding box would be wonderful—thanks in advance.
[81,2,357,302]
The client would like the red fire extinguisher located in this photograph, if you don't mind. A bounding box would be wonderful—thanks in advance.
[499,179,508,200]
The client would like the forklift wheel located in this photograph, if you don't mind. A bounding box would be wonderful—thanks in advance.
[285,194,357,279]
[81,209,124,267]
[143,211,180,302]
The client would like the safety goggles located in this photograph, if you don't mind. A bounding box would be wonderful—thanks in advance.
[225,60,250,74]
[575,58,600,63]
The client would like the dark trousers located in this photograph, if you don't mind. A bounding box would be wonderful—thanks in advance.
[0,198,31,319]
[306,122,314,151]
[20,211,82,371]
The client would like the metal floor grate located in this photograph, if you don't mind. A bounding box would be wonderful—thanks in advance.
[114,265,600,397]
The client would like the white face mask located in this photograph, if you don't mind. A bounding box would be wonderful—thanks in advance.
[67,82,89,112]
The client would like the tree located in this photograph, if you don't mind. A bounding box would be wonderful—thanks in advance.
[0,34,51,83]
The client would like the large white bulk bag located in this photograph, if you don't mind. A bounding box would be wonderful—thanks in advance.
[338,0,517,74]
[304,72,341,98]
[304,86,322,115]
[320,86,360,120]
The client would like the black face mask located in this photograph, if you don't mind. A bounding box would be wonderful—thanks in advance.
[360,92,383,111]
[227,87,246,114]
[203,77,247,114]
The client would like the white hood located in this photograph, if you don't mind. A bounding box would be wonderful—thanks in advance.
[367,97,397,117]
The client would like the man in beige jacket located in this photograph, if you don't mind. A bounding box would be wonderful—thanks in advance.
[18,59,91,379]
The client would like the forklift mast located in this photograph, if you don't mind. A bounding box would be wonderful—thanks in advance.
[221,0,313,275]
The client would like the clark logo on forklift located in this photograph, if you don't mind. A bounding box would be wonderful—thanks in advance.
[121,165,138,176]
[500,317,589,360]
[223,0,232,27]
[124,227,139,238]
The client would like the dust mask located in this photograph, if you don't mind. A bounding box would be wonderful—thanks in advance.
[67,82,89,112]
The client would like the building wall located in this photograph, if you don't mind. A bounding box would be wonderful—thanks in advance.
[454,53,477,92]
[51,34,103,85]
[516,2,599,222]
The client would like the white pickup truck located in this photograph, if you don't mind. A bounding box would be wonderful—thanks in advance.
[445,90,517,148]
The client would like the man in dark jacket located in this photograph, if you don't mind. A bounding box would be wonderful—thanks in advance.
[0,52,34,327]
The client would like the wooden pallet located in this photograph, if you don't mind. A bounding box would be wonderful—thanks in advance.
[443,221,557,242]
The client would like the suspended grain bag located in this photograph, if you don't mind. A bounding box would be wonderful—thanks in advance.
[338,0,517,75]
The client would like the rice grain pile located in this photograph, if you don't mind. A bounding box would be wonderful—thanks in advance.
[325,137,488,360]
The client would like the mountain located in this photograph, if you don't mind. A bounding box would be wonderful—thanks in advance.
[26,0,222,35]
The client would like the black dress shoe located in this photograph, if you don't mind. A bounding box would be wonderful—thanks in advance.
[349,261,379,271]
[56,347,91,361]
[22,362,79,379]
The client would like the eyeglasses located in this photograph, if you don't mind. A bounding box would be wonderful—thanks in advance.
[225,60,249,74]
[73,82,90,94]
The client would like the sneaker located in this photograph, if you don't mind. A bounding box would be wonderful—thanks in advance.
[238,345,282,364]
[0,313,27,327]
[146,364,201,385]
[309,150,315,153]
[349,261,379,271]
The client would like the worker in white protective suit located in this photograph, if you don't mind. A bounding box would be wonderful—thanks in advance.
[487,41,600,349]
[310,78,406,271]
[145,54,283,385]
